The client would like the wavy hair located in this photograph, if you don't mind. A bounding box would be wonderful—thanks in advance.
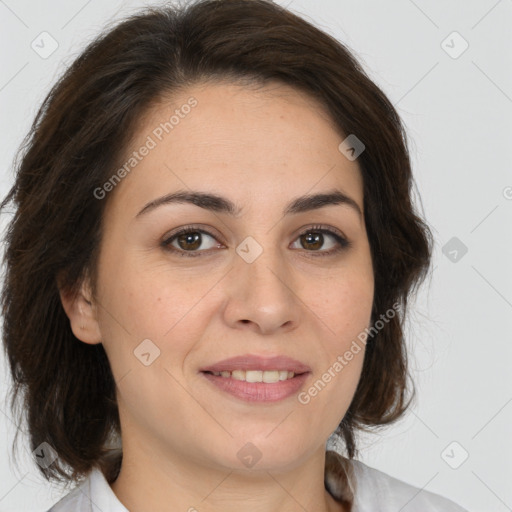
[0,0,432,487]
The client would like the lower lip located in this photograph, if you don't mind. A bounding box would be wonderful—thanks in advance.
[201,372,310,402]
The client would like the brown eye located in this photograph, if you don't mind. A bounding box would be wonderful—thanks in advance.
[300,232,324,250]
[162,228,221,257]
[175,232,202,251]
[162,224,350,258]
[291,226,351,256]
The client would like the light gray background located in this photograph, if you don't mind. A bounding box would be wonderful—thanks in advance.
[0,1,511,511]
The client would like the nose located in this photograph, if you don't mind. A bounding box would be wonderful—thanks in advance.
[221,245,302,335]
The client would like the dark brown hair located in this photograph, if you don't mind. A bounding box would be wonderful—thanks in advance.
[0,0,432,487]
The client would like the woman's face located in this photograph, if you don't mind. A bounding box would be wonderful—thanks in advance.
[85,81,374,472]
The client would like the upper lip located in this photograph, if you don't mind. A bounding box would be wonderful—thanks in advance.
[200,354,311,374]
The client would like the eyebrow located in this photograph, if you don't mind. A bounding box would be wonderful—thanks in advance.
[135,189,362,219]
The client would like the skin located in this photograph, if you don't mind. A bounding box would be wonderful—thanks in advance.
[60,80,374,512]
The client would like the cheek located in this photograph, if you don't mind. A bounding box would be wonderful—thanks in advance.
[97,247,197,333]
[309,272,374,344]
[95,256,216,374]
[305,272,373,393]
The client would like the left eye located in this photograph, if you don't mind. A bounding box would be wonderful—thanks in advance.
[162,226,350,257]
[290,229,345,253]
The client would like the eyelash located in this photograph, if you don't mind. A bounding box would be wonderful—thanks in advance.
[161,224,351,258]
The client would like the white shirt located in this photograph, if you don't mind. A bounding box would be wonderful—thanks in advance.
[47,458,469,512]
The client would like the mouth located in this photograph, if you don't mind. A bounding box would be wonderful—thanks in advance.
[199,354,311,402]
[199,354,311,374]
[202,369,301,383]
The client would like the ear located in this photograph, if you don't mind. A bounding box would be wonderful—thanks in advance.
[58,273,102,345]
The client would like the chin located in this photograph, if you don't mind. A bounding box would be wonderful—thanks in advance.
[221,432,316,472]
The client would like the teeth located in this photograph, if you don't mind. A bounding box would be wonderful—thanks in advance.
[246,370,263,383]
[232,370,245,381]
[209,370,296,382]
[262,371,279,383]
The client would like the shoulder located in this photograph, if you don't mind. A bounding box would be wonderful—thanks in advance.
[46,467,128,512]
[350,458,469,512]
[45,477,91,512]
[325,450,468,512]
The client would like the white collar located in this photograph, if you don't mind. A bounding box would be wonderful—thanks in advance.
[49,466,128,511]
[49,453,468,511]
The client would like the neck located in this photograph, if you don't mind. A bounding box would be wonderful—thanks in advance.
[110,440,346,512]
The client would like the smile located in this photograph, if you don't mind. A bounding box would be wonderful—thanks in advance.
[205,370,296,382]
[201,371,310,402]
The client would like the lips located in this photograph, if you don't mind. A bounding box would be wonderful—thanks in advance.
[201,371,309,402]
[199,354,311,374]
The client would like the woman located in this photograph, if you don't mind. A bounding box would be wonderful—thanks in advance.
[0,0,468,510]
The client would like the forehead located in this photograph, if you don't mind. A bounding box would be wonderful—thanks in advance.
[104,80,364,219]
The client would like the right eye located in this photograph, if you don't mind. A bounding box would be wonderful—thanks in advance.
[162,226,224,257]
